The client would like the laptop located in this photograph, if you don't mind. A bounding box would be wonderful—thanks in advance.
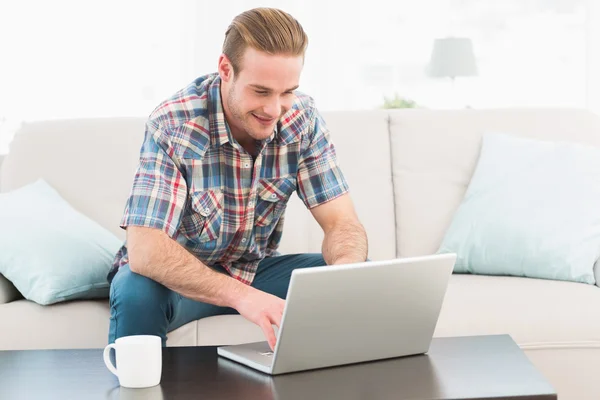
[217,253,457,375]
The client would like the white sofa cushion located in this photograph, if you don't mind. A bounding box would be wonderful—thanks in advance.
[0,300,265,350]
[389,108,600,258]
[435,274,600,347]
[3,273,599,352]
[196,315,265,346]
[0,299,198,350]
[0,300,113,350]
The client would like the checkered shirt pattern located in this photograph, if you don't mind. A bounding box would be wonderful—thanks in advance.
[108,73,349,284]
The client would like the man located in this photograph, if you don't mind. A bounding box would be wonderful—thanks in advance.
[108,7,368,351]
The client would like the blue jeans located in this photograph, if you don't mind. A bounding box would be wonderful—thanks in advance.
[108,253,326,346]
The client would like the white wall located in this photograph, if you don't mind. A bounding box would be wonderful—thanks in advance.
[587,0,600,113]
[0,0,598,153]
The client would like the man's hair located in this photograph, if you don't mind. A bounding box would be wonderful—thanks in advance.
[222,7,308,74]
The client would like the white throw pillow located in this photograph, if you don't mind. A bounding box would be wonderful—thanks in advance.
[438,133,600,285]
[0,179,122,305]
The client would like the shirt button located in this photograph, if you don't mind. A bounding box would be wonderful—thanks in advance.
[244,163,250,168]
[241,238,247,243]
[270,194,277,199]
[204,208,210,214]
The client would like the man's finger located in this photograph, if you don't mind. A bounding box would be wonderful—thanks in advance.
[270,308,283,328]
[259,318,277,351]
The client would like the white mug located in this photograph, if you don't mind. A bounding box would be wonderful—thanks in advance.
[103,335,162,388]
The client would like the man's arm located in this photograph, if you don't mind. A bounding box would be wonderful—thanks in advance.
[310,193,368,265]
[296,106,365,264]
[127,226,245,306]
[120,120,285,349]
[127,226,284,350]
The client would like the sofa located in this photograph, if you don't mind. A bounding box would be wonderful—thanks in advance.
[1,108,600,399]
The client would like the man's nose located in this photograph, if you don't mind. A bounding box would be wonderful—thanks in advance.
[263,98,281,118]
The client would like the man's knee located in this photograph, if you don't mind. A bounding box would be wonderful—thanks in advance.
[109,264,173,343]
[110,265,169,310]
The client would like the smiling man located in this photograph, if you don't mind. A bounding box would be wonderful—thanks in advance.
[107,7,368,351]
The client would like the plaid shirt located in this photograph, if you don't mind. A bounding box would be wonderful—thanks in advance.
[108,73,349,285]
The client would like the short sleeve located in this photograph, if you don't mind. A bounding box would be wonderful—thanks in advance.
[120,120,188,237]
[296,109,350,209]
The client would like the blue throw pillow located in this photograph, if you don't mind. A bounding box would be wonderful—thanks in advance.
[0,179,122,305]
[438,133,600,284]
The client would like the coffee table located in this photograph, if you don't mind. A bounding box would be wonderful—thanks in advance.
[0,334,556,400]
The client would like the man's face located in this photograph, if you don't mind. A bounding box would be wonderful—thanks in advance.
[220,48,303,142]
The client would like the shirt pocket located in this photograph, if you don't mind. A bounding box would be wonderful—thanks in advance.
[254,177,297,227]
[181,190,224,242]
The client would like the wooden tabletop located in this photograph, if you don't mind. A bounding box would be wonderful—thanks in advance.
[0,334,556,400]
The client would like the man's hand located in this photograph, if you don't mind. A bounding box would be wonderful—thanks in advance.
[234,288,285,351]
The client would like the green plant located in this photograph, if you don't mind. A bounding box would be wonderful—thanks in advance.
[381,93,419,109]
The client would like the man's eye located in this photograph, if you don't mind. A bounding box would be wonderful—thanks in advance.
[255,91,268,95]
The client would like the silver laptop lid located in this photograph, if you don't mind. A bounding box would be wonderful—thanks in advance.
[271,254,456,374]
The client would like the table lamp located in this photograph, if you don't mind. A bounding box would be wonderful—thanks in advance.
[427,37,478,107]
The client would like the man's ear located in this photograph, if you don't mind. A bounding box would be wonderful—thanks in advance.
[218,54,234,83]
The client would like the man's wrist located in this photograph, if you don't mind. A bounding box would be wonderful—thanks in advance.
[221,278,251,309]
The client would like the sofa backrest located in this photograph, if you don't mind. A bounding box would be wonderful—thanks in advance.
[0,112,397,261]
[0,118,145,240]
[388,108,600,257]
[3,108,600,264]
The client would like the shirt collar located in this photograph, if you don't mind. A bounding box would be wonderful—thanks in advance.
[207,75,234,147]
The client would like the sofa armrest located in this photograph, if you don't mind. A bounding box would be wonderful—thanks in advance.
[0,274,21,304]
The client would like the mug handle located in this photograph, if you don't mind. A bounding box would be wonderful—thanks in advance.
[103,344,118,377]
